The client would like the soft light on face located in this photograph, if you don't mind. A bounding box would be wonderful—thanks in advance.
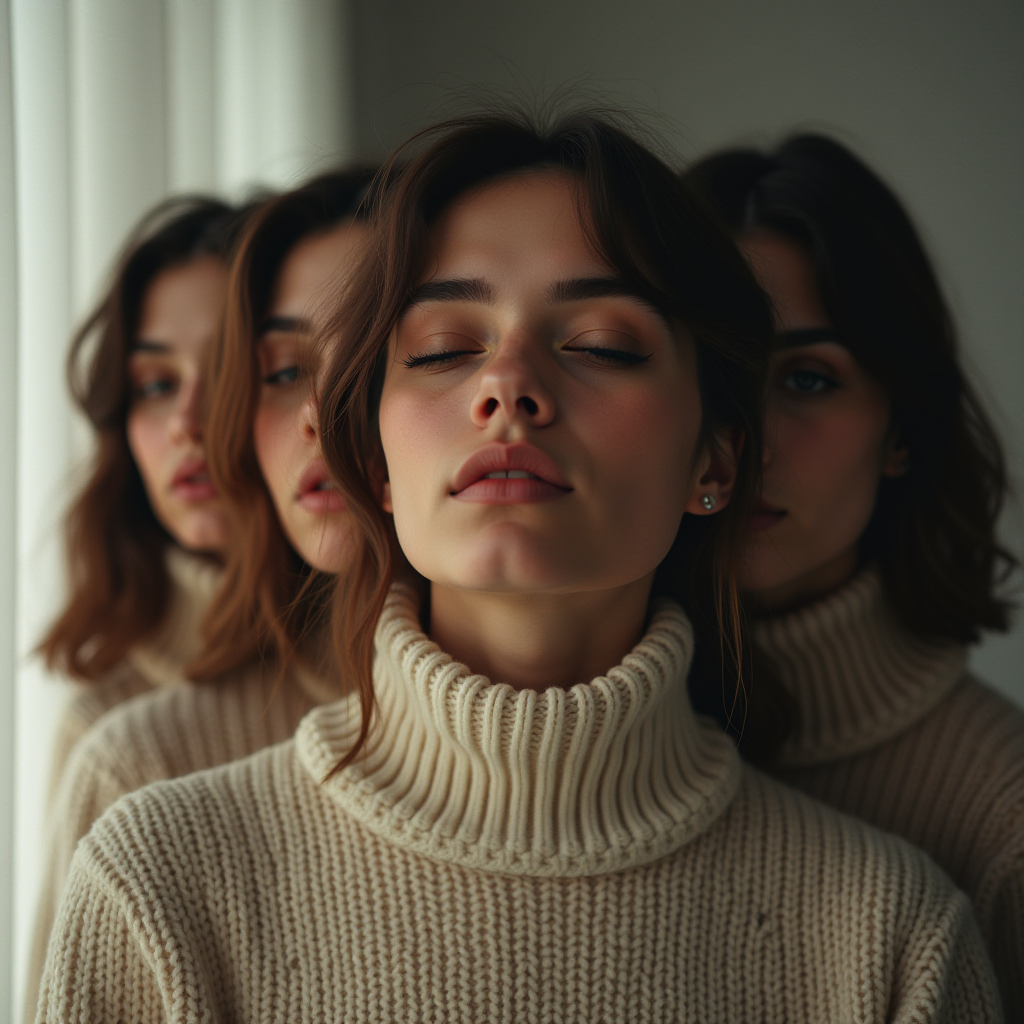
[127,255,229,554]
[738,228,905,609]
[253,221,366,574]
[378,170,721,598]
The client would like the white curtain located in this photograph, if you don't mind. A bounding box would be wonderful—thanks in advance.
[4,3,354,1015]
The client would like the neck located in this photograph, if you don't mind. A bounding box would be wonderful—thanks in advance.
[428,574,655,690]
[748,546,859,616]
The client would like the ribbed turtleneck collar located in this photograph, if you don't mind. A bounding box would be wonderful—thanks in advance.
[127,546,221,688]
[754,567,966,767]
[297,585,741,878]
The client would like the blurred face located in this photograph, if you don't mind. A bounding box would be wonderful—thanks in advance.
[738,228,905,609]
[253,221,366,573]
[378,169,728,598]
[127,255,229,554]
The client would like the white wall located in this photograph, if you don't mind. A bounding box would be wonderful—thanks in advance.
[0,1,19,1015]
[350,0,1024,705]
[7,2,354,1014]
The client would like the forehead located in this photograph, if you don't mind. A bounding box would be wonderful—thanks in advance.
[271,220,368,319]
[136,255,227,345]
[422,169,609,284]
[738,228,830,332]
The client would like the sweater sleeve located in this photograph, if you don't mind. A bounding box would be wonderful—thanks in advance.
[35,849,168,1024]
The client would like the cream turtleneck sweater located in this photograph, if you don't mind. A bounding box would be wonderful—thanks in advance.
[755,567,1024,1017]
[38,587,1000,1022]
[27,551,338,1024]
[45,545,221,797]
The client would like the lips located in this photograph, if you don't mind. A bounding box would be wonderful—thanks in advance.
[296,459,347,514]
[451,442,573,505]
[749,501,786,532]
[170,457,217,503]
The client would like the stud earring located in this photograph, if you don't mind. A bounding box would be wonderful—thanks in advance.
[701,494,717,511]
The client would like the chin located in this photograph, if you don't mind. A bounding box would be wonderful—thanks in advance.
[737,546,796,595]
[440,537,582,593]
[174,514,228,556]
[293,527,354,576]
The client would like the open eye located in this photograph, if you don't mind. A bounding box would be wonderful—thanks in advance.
[131,374,177,402]
[780,368,837,395]
[263,364,301,387]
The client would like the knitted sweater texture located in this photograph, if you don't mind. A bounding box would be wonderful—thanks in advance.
[755,568,1024,1016]
[27,553,334,1023]
[45,545,221,798]
[38,588,1001,1023]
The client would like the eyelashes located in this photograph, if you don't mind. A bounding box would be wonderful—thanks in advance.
[400,332,652,371]
[565,346,651,366]
[401,346,651,370]
[401,349,477,369]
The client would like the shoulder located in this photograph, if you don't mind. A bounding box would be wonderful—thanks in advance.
[710,769,999,1015]
[78,740,314,915]
[55,666,156,746]
[911,676,1024,844]
[46,667,157,799]
[722,767,978,933]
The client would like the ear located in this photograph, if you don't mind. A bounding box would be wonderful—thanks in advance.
[881,430,909,479]
[381,480,393,514]
[684,428,741,516]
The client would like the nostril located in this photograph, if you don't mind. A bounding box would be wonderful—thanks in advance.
[484,397,499,416]
[519,396,539,416]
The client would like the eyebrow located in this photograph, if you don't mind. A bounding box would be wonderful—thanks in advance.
[406,279,494,307]
[259,315,311,336]
[130,339,171,354]
[404,275,669,323]
[774,327,842,350]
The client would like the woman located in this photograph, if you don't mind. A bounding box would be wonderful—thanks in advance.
[687,135,1023,1013]
[26,170,374,1020]
[38,112,1000,1022]
[39,196,241,784]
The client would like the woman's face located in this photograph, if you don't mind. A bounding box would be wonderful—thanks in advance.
[378,169,726,598]
[127,255,229,554]
[253,221,366,574]
[737,228,905,609]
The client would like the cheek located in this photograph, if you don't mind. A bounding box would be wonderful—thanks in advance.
[379,387,462,503]
[126,409,168,489]
[580,384,700,502]
[252,402,297,504]
[772,409,887,521]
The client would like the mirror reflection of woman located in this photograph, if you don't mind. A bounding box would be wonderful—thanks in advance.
[39,198,240,775]
[27,197,241,1018]
[688,135,1023,1015]
[26,171,373,1021]
[39,112,1000,1022]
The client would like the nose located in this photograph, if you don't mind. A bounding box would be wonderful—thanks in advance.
[469,339,555,430]
[170,376,204,444]
[298,383,319,441]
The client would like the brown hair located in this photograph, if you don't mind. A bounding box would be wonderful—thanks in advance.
[193,168,377,679]
[317,109,776,769]
[687,134,1018,644]
[40,196,241,680]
